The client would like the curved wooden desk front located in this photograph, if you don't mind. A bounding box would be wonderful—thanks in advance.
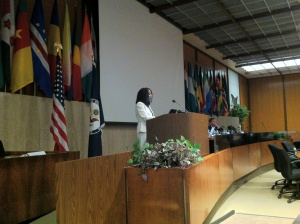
[55,140,287,224]
[126,140,284,224]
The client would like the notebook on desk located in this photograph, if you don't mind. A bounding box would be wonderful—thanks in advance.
[0,140,5,158]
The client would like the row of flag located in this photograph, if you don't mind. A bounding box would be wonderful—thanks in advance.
[0,0,94,102]
[184,60,230,116]
[0,0,105,157]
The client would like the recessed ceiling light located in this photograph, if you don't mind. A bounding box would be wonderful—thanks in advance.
[284,60,296,66]
[261,63,274,69]
[295,59,300,65]
[272,61,285,68]
[242,66,255,72]
[252,64,264,70]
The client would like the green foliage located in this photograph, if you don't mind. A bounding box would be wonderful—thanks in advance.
[128,136,203,177]
[273,132,289,140]
[228,103,250,125]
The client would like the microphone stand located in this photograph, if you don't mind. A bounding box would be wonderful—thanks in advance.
[172,100,188,113]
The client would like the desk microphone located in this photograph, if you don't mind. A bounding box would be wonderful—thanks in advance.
[172,100,188,113]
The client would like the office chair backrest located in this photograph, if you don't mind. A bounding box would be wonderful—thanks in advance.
[273,145,293,180]
[281,141,295,153]
[268,144,282,172]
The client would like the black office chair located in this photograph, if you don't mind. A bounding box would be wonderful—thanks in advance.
[268,144,287,190]
[273,144,300,203]
[281,141,300,168]
[294,141,300,150]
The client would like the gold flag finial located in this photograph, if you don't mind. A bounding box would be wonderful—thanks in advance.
[54,42,63,53]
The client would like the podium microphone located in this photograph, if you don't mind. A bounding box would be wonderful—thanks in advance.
[172,100,188,113]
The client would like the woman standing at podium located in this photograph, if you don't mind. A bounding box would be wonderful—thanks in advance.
[135,88,155,149]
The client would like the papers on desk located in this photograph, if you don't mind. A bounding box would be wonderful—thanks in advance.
[20,151,46,157]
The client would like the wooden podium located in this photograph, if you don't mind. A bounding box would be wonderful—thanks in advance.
[147,113,209,156]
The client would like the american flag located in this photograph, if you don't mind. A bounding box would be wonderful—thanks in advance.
[50,53,69,151]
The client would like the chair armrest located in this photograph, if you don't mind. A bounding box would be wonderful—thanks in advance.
[291,160,300,165]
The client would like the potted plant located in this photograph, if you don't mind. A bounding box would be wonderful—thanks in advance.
[273,132,289,140]
[228,103,250,126]
[128,136,203,181]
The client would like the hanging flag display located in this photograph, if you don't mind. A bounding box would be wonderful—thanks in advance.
[11,0,34,93]
[66,5,82,101]
[30,0,52,97]
[80,10,93,101]
[1,0,15,87]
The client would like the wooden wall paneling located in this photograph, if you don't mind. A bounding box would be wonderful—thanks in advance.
[260,141,275,166]
[232,145,251,180]
[184,43,196,62]
[217,149,233,194]
[0,93,90,157]
[214,61,226,75]
[249,76,285,132]
[197,51,213,70]
[185,154,220,224]
[56,152,131,224]
[102,123,137,155]
[239,76,250,131]
[284,74,300,134]
[126,167,185,224]
[248,143,261,172]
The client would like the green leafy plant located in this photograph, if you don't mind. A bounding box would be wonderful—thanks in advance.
[273,132,289,140]
[228,103,250,125]
[128,136,203,180]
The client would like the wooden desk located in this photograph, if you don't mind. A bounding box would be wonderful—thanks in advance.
[0,151,79,223]
[296,152,300,158]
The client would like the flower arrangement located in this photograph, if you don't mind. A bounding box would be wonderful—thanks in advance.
[128,136,203,181]
[228,103,250,125]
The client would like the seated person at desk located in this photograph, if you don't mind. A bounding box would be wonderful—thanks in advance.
[208,118,219,132]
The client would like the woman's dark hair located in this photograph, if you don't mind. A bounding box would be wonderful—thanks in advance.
[136,88,152,106]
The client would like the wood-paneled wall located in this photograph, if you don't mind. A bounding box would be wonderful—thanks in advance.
[284,74,300,132]
[249,74,300,133]
[197,51,214,69]
[0,92,137,158]
[249,76,285,132]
